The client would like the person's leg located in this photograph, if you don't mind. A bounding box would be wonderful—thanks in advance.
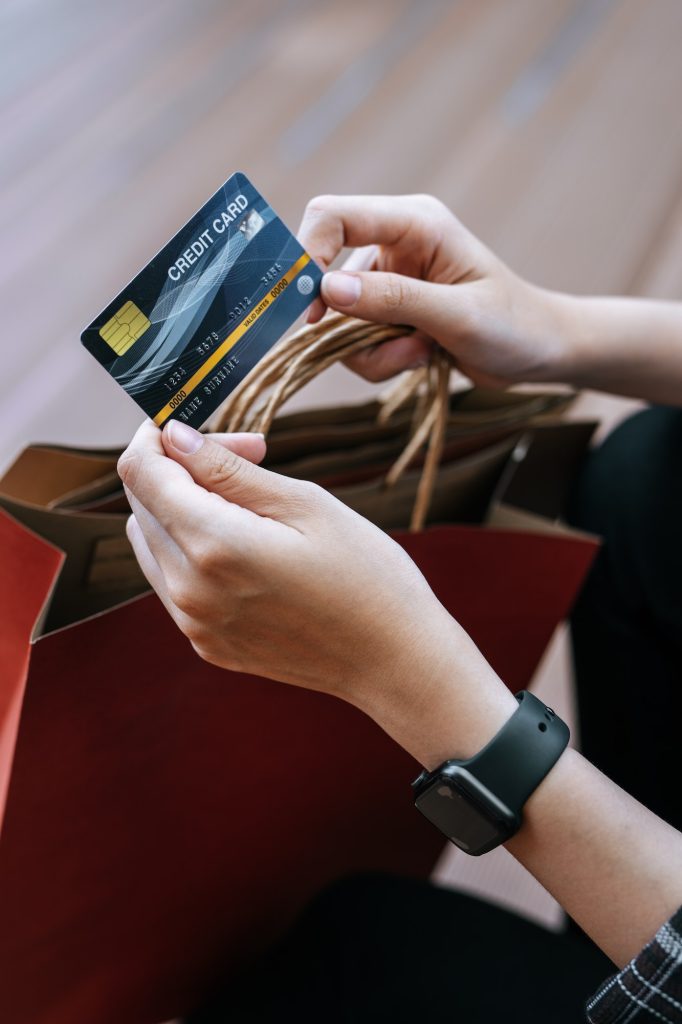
[567,406,682,829]
[189,873,611,1023]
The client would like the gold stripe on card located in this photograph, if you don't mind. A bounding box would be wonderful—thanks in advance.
[153,252,311,427]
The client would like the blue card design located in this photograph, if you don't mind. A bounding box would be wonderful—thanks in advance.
[81,172,322,428]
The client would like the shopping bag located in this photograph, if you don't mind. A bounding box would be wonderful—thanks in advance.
[0,392,599,1024]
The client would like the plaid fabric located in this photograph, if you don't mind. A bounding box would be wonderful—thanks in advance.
[587,908,682,1023]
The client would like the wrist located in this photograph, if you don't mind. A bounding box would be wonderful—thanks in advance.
[505,744,578,854]
[355,611,518,769]
[528,286,592,385]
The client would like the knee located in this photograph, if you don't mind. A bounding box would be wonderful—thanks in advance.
[567,406,682,542]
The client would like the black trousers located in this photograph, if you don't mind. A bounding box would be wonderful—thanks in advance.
[189,874,611,1023]
[568,405,682,831]
[190,407,682,1023]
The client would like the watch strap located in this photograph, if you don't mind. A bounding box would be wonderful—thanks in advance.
[461,690,569,809]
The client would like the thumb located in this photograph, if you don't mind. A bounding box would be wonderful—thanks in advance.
[161,420,307,519]
[321,269,449,336]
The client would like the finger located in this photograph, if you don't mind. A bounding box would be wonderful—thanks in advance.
[118,420,259,544]
[341,244,379,272]
[208,432,267,464]
[126,490,185,574]
[119,421,278,559]
[118,420,209,538]
[297,194,442,271]
[307,244,380,324]
[127,514,195,637]
[306,296,327,324]
[343,333,433,383]
[321,269,456,338]
[126,513,168,598]
[161,420,312,521]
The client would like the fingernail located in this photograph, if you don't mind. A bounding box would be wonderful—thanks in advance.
[166,420,204,454]
[254,432,266,441]
[323,271,361,307]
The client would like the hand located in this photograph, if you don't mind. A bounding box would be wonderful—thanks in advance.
[118,419,515,766]
[298,193,567,388]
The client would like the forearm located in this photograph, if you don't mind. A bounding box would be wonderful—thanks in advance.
[507,748,682,967]
[360,624,682,969]
[543,289,682,405]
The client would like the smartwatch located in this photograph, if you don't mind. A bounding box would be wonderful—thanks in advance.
[412,690,569,856]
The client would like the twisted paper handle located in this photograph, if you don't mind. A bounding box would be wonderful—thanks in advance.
[210,313,451,531]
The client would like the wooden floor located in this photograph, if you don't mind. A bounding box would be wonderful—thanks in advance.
[2,0,682,470]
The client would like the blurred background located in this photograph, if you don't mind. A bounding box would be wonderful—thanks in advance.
[3,0,682,475]
[3,0,682,929]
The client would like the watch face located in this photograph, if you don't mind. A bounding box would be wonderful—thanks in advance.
[415,768,517,855]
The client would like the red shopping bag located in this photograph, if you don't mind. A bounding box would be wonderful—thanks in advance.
[0,498,597,1024]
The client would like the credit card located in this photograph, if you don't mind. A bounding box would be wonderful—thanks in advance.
[81,172,322,428]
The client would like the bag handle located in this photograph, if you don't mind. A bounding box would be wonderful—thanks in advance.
[209,313,452,531]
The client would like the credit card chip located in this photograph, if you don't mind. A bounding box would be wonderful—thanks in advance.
[99,300,150,356]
